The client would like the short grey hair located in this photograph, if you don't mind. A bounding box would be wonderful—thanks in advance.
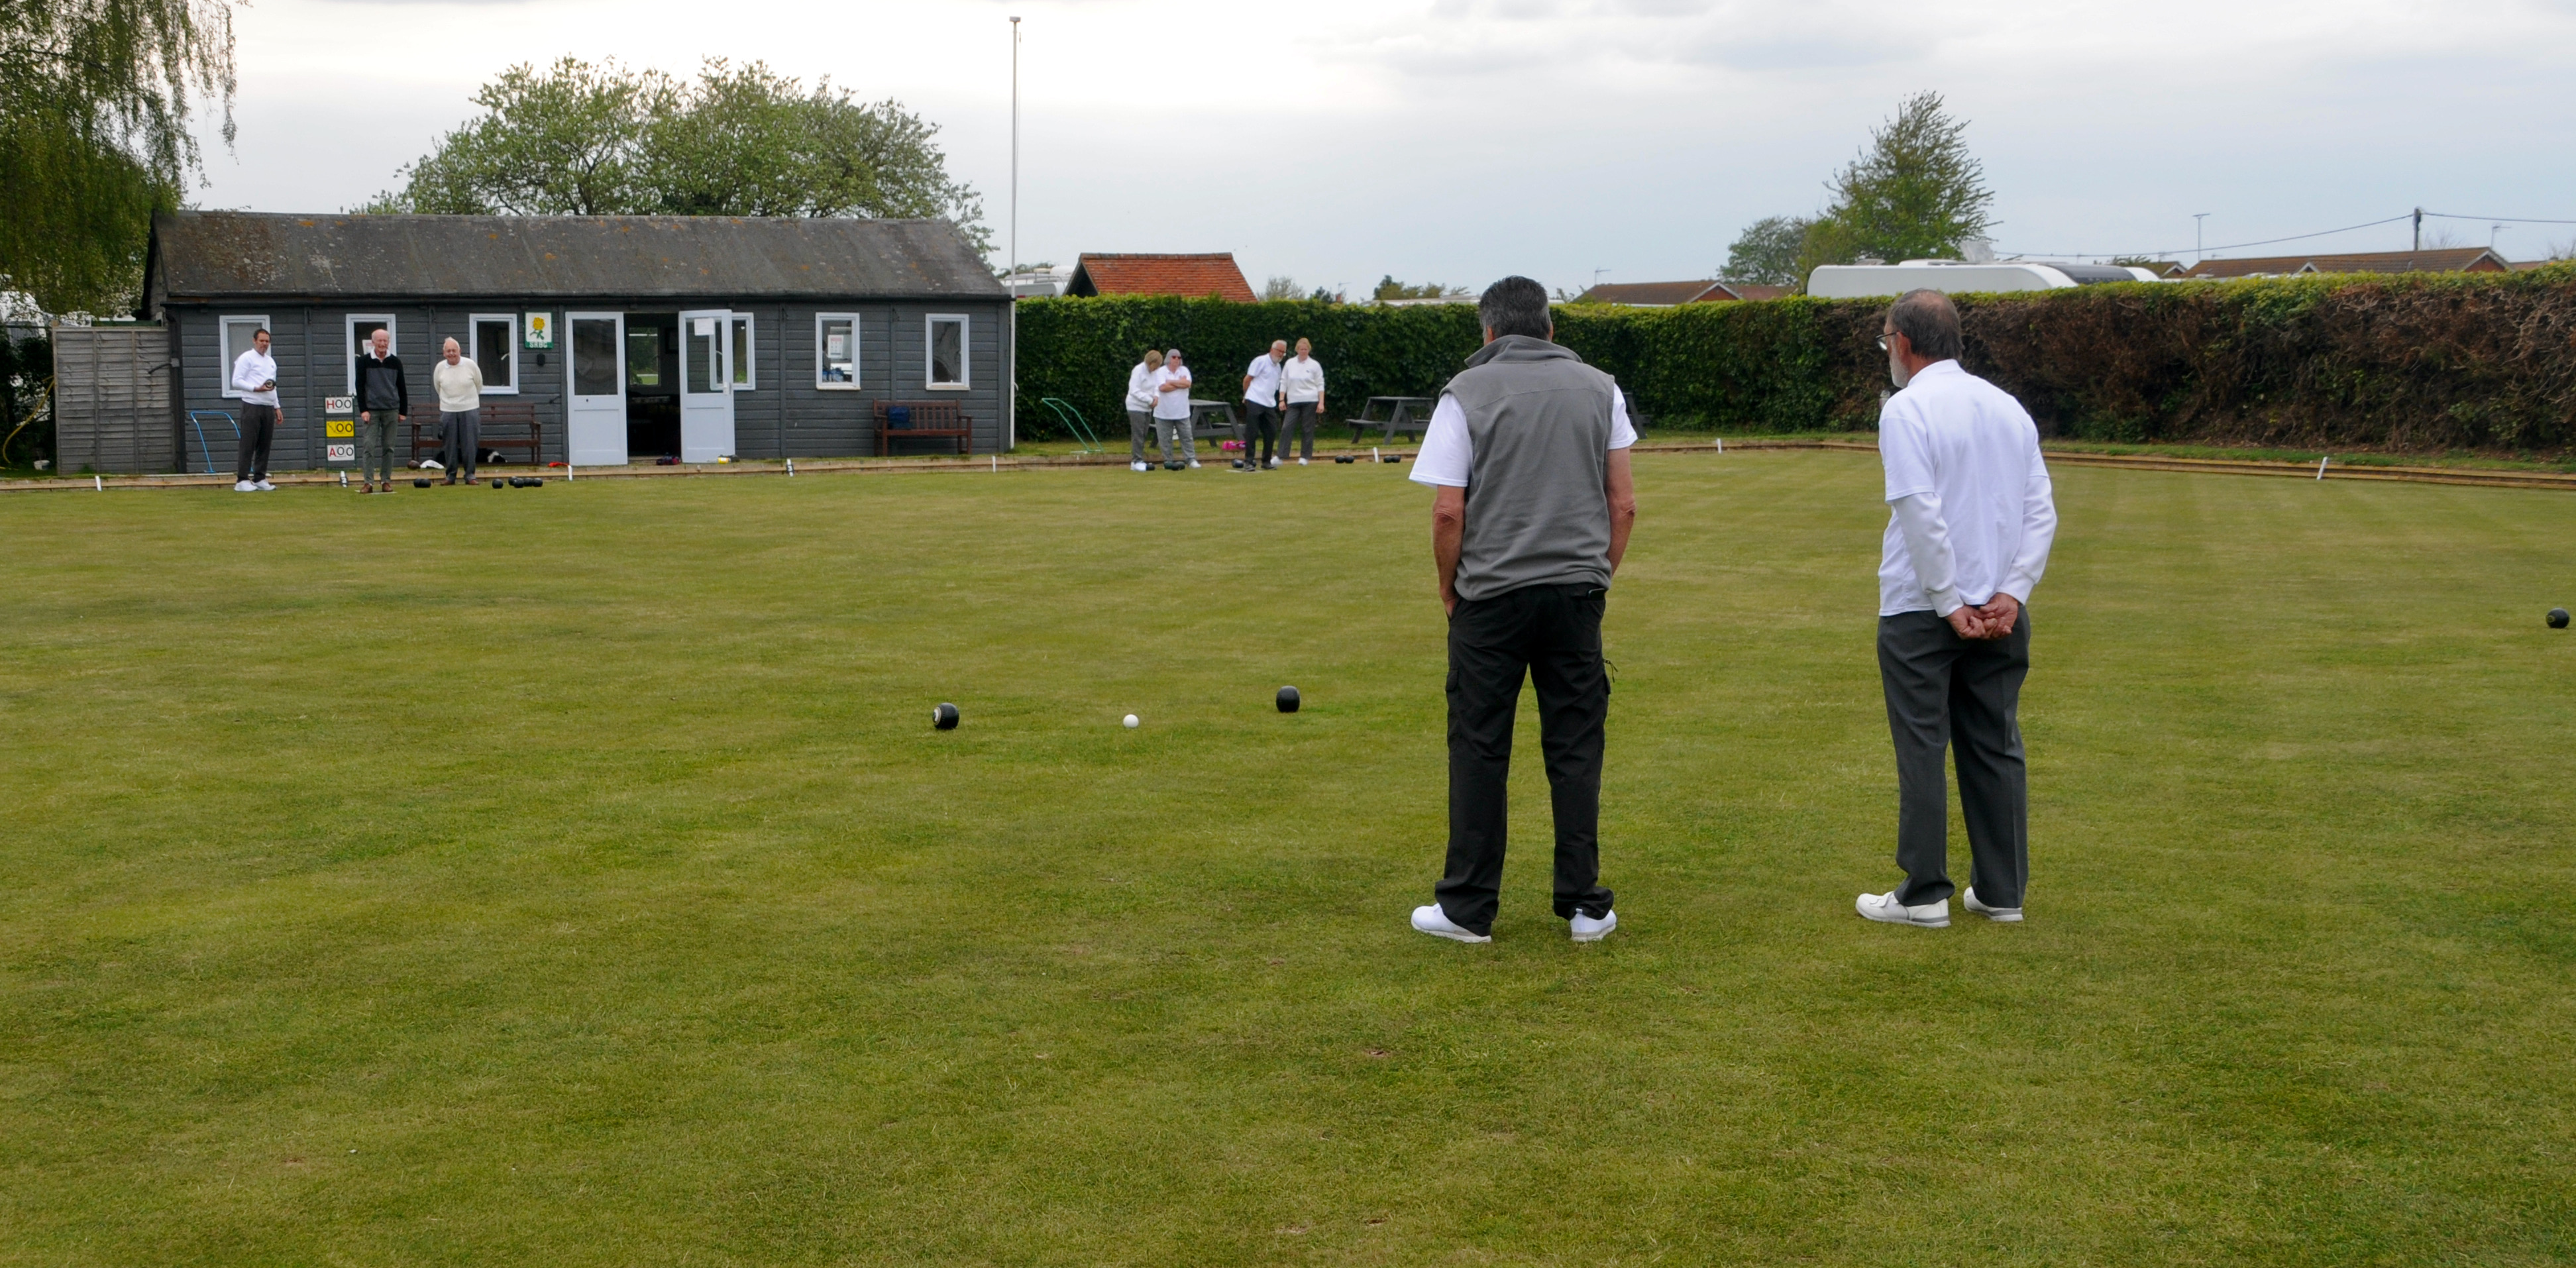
[1886,289,1962,361]
[1478,276,1552,340]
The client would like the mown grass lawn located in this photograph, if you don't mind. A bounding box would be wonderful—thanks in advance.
[3,452,2571,1266]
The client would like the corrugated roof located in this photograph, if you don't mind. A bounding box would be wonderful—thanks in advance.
[1066,253,1256,301]
[2181,247,2510,279]
[146,211,1005,305]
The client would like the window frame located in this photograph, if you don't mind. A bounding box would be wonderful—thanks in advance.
[815,312,861,390]
[729,313,756,391]
[217,315,272,399]
[468,312,519,395]
[344,313,398,396]
[925,312,969,391]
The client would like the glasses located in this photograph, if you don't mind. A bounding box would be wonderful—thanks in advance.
[1876,335,1894,351]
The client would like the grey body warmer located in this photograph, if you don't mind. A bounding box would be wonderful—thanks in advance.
[1444,335,1619,602]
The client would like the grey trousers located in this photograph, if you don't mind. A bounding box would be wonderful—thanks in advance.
[440,408,480,480]
[1128,409,1160,463]
[1282,401,1319,460]
[1878,608,2031,909]
[1154,415,1195,464]
[358,413,400,483]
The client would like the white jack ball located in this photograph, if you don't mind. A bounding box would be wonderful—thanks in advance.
[1122,713,1140,729]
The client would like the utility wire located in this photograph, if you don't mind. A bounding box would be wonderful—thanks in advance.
[2422,211,2576,225]
[2000,214,2413,261]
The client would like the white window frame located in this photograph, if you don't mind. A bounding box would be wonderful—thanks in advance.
[217,315,272,399]
[816,312,861,390]
[729,313,757,391]
[468,312,519,395]
[925,313,969,391]
[345,313,397,396]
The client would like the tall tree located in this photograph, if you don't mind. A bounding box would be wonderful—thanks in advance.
[1,0,237,314]
[371,58,991,256]
[1796,92,1994,283]
[1721,215,1811,287]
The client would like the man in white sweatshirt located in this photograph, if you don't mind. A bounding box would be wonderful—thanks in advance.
[1125,348,1164,470]
[229,327,282,491]
[432,338,486,485]
[1856,289,2057,931]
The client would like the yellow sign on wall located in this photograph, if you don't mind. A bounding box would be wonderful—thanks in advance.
[327,419,354,437]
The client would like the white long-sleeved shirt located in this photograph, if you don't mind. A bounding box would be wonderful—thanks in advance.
[1877,360,2057,617]
[1125,362,1159,412]
[1281,354,1325,404]
[231,347,279,406]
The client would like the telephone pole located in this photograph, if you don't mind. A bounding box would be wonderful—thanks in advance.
[2412,207,2423,252]
[1007,15,1020,452]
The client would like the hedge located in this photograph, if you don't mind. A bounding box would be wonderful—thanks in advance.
[1016,265,2576,452]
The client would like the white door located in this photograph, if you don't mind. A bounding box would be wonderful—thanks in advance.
[678,309,734,463]
[567,311,627,466]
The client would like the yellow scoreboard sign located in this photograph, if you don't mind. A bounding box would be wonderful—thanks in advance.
[326,419,354,437]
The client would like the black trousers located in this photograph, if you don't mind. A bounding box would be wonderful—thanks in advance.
[235,404,276,482]
[1436,582,1615,935]
[1878,608,2031,908]
[1241,403,1280,464]
[1282,401,1318,459]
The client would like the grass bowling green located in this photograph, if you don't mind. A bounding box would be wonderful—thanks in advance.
[3,451,2572,1265]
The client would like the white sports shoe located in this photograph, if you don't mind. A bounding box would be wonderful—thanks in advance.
[254,480,276,491]
[233,480,257,492]
[1266,456,1281,468]
[1410,904,1490,943]
[1962,888,2023,922]
[1130,460,1149,472]
[1570,910,1617,942]
[1297,457,1309,466]
[1188,460,1202,469]
[1856,890,1949,927]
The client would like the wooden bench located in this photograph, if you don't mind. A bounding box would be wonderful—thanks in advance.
[409,400,542,468]
[1346,396,1436,445]
[875,399,974,456]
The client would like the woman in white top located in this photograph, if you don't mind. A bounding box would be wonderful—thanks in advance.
[1152,348,1197,468]
[1125,348,1165,470]
[1279,337,1327,465]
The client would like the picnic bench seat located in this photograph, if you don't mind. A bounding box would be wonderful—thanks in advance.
[1347,396,1436,445]
[875,399,974,456]
[409,400,541,468]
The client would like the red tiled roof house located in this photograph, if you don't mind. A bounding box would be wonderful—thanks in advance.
[1066,253,1257,301]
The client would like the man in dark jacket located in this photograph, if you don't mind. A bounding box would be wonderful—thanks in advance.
[354,327,409,493]
[1407,276,1640,944]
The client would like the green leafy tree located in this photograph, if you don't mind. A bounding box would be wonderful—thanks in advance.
[1794,92,1994,285]
[1721,215,1812,287]
[1,0,237,314]
[1373,276,1467,301]
[368,58,991,256]
[1260,275,1302,301]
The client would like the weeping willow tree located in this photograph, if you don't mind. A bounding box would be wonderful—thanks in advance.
[0,0,237,315]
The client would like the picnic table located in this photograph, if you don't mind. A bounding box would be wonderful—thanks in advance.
[1347,396,1437,445]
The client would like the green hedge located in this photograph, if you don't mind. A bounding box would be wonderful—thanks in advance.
[1016,267,2576,451]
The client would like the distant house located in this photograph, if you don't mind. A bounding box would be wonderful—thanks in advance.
[1572,280,1789,305]
[2180,248,2512,280]
[1004,264,1073,298]
[1065,253,1256,301]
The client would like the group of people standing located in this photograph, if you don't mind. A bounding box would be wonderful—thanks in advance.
[225,327,493,493]
[1122,339,1327,472]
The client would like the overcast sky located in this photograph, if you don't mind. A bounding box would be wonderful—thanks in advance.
[192,0,2576,295]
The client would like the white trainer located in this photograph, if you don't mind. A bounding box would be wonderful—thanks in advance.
[1410,904,1490,943]
[254,480,276,491]
[1266,456,1280,469]
[1188,460,1202,469]
[1962,888,2023,922]
[1130,460,1148,472]
[1297,457,1309,466]
[1570,910,1616,942]
[233,480,257,492]
[1856,890,1949,927]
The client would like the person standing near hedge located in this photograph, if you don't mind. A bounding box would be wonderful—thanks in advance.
[1856,288,2057,930]
[1126,348,1165,471]
[229,327,281,492]
[354,327,409,494]
[433,337,484,486]
[1153,347,1197,469]
[1238,340,1287,472]
[1279,337,1326,466]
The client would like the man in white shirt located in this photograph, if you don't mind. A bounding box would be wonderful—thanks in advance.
[432,337,485,485]
[1238,341,1287,472]
[1152,348,1198,469]
[1856,289,2059,930]
[229,327,282,492]
[1125,348,1165,471]
[1405,277,1638,945]
[1279,337,1326,465]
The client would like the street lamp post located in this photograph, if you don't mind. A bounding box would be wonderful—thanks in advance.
[1008,15,1020,452]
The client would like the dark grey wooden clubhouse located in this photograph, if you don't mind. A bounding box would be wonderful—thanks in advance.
[144,211,1011,472]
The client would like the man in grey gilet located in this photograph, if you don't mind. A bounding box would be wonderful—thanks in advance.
[1408,276,1639,944]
